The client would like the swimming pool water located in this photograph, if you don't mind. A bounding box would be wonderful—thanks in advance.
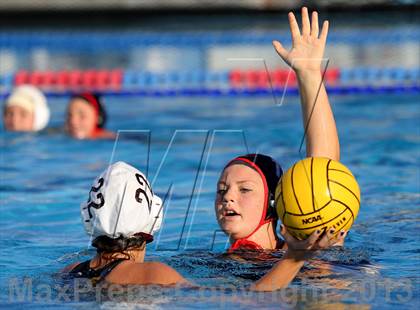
[0,93,419,309]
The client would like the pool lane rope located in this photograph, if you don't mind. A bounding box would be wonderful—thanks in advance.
[0,68,419,97]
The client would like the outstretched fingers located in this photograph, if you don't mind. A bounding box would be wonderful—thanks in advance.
[272,40,288,62]
[288,12,301,41]
[311,11,319,37]
[289,8,327,43]
[301,7,310,36]
[320,20,329,43]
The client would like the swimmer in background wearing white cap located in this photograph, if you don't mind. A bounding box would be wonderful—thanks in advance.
[3,85,50,132]
[62,161,334,291]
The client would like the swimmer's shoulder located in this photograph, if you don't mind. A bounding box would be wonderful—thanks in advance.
[105,260,189,286]
[61,262,81,273]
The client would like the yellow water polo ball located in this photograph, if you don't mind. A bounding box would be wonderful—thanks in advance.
[275,157,360,240]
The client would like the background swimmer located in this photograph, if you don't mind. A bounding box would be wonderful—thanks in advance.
[216,8,344,252]
[65,93,115,139]
[3,85,50,132]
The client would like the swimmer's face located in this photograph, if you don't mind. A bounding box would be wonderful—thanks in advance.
[215,164,265,240]
[3,105,34,132]
[66,98,97,139]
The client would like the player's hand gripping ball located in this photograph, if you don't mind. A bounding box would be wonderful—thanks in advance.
[275,157,360,240]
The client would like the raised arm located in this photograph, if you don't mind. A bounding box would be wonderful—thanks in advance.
[273,7,340,160]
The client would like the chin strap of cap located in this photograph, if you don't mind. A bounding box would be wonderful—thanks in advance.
[228,239,263,253]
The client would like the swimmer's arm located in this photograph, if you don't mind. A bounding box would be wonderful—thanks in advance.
[273,7,340,161]
[296,65,340,161]
[250,250,306,291]
[250,226,347,291]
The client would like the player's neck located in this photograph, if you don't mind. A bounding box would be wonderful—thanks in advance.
[247,221,279,250]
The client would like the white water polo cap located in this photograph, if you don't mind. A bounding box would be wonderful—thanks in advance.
[5,85,50,131]
[81,161,163,242]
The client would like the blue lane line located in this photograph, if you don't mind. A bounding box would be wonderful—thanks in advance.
[0,28,419,50]
[1,67,419,97]
[1,85,419,100]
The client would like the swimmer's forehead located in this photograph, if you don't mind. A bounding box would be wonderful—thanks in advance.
[218,164,262,186]
[217,179,258,186]
[69,98,95,108]
[4,105,32,113]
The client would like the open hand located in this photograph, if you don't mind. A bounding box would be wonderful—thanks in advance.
[280,224,347,252]
[272,7,328,73]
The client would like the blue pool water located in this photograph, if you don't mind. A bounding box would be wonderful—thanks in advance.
[0,93,419,309]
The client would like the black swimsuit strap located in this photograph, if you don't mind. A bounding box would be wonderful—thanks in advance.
[70,258,126,284]
[70,260,92,277]
[97,258,126,280]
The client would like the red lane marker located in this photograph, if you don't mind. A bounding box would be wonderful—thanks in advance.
[109,69,122,90]
[15,70,29,85]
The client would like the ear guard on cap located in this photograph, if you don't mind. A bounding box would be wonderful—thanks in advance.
[147,195,163,235]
